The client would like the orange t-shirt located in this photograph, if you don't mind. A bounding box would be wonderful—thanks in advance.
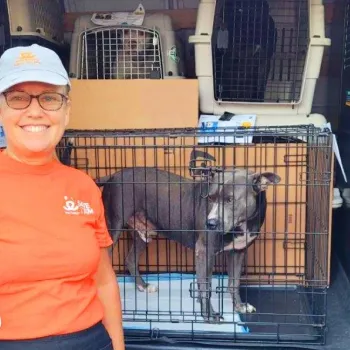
[0,151,114,340]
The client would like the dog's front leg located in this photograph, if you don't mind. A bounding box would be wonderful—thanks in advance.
[195,234,222,323]
[125,233,158,293]
[226,250,256,313]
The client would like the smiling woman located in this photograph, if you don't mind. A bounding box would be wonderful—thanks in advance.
[0,83,70,163]
[0,44,125,350]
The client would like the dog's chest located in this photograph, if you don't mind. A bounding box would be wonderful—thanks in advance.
[219,230,257,252]
[222,233,237,252]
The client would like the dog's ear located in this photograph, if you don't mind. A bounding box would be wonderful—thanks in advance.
[250,172,281,192]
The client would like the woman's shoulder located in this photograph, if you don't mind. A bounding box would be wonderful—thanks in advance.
[58,163,99,190]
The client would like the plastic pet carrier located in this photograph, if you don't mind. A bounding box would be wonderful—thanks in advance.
[189,0,331,127]
[3,0,65,47]
[69,9,185,80]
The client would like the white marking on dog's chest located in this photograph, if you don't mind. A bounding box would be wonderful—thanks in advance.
[222,241,235,251]
[221,232,257,252]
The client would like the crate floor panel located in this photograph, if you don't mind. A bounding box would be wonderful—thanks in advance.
[118,273,248,334]
[117,273,323,342]
[239,287,322,342]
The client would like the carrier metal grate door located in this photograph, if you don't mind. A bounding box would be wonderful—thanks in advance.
[79,27,163,80]
[212,0,309,104]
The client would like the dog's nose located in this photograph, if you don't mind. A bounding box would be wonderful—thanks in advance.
[206,219,218,230]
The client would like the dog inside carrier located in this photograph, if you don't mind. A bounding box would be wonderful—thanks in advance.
[69,12,185,80]
[57,125,332,346]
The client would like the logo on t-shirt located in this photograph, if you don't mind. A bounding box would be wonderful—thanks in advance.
[63,196,94,215]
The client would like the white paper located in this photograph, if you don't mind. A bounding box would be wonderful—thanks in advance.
[198,114,256,144]
[91,4,145,26]
[325,122,347,183]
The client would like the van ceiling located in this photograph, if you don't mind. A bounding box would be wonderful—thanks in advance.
[62,0,199,12]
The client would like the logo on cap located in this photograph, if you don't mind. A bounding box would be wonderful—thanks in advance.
[14,51,40,66]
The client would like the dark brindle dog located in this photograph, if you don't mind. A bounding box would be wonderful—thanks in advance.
[97,165,280,322]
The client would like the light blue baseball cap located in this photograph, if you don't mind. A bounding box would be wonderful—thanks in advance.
[0,44,71,94]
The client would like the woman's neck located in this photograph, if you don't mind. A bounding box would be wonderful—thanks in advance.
[3,147,56,166]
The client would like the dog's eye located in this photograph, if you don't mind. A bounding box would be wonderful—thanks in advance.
[226,198,233,203]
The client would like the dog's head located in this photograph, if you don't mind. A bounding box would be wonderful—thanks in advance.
[120,29,152,53]
[206,168,281,233]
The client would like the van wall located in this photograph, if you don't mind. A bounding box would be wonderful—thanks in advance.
[63,0,200,11]
[313,0,343,131]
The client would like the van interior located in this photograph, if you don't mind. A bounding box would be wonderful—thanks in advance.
[1,1,350,349]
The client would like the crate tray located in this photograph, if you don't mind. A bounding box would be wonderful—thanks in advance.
[117,273,324,343]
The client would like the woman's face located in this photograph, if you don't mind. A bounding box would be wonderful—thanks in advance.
[0,81,70,161]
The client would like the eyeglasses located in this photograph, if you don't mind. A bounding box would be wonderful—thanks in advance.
[2,91,68,111]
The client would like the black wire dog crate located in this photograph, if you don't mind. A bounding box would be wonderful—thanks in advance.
[57,125,332,347]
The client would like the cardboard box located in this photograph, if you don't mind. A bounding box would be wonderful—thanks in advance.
[67,79,199,130]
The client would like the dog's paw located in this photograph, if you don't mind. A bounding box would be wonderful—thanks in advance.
[204,313,224,324]
[137,283,158,293]
[235,303,256,313]
[212,314,224,323]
